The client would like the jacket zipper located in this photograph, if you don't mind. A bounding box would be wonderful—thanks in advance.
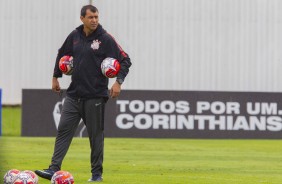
[77,37,87,97]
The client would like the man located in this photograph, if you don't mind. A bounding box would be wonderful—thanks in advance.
[35,5,131,182]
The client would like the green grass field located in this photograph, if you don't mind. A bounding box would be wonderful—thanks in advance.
[2,107,282,183]
[2,107,21,136]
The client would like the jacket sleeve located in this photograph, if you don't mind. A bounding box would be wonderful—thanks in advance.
[104,34,132,82]
[53,31,75,78]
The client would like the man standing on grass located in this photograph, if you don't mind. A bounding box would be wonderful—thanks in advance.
[35,5,131,182]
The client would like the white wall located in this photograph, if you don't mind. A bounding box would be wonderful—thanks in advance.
[1,0,282,104]
[0,0,89,104]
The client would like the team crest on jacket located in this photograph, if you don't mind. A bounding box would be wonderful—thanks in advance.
[91,39,101,50]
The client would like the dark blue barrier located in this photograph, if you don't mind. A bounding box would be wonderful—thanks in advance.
[22,89,282,139]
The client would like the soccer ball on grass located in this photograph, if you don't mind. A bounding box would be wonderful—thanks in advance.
[3,169,20,184]
[51,171,74,184]
[12,171,37,184]
[22,171,38,184]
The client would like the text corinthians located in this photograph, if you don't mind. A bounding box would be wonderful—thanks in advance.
[115,100,282,131]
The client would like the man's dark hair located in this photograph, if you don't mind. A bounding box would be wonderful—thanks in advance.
[81,5,98,17]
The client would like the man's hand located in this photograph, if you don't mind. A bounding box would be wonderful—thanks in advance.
[52,77,61,93]
[110,81,121,98]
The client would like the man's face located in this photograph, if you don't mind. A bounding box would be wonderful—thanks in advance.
[81,9,99,31]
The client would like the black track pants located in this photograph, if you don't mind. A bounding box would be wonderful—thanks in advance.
[49,96,105,176]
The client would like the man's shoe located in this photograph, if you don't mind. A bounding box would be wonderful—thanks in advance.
[34,169,55,180]
[88,174,103,182]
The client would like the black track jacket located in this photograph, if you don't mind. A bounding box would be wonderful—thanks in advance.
[53,24,132,99]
